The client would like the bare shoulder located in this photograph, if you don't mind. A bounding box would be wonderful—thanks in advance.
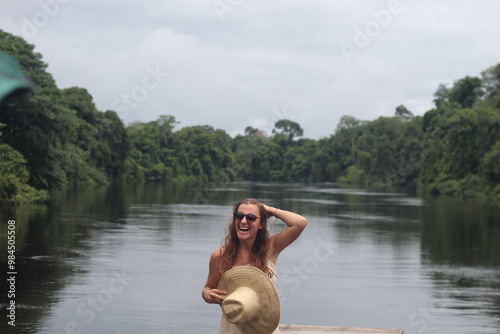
[212,247,224,256]
[209,247,224,264]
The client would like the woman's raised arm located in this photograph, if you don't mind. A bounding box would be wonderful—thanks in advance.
[265,204,307,261]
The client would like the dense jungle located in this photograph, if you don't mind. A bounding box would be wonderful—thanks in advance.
[1,29,499,203]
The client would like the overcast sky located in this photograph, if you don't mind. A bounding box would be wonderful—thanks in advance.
[1,1,499,139]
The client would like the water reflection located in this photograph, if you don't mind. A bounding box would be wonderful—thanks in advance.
[0,182,499,333]
[420,200,500,267]
[416,200,500,333]
[0,185,129,334]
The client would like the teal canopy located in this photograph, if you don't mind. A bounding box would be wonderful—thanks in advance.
[0,51,33,102]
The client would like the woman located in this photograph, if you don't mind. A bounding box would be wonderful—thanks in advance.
[202,198,307,333]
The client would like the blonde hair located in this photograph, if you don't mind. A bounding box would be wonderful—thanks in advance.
[219,198,272,277]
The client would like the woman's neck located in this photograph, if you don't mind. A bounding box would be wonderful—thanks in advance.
[238,241,253,253]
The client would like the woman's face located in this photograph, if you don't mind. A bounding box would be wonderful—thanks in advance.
[234,204,263,242]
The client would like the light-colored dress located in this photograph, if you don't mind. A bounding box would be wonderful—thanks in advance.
[218,260,280,334]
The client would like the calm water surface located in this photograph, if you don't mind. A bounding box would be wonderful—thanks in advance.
[1,182,500,334]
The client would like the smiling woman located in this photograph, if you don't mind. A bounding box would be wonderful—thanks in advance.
[202,198,307,334]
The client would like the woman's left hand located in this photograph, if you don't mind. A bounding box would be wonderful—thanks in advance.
[205,288,226,305]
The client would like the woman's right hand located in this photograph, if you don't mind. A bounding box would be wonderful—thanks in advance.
[203,288,227,304]
[262,203,278,218]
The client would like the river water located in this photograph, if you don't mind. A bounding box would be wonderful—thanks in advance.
[1,182,500,334]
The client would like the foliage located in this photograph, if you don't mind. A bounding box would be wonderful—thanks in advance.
[395,104,414,120]
[1,28,500,202]
[0,142,47,203]
[418,81,500,199]
[272,119,304,142]
[0,30,128,201]
[480,141,500,184]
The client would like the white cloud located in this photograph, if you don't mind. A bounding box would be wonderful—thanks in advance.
[1,0,500,139]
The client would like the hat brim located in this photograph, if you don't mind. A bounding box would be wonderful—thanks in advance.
[218,265,280,334]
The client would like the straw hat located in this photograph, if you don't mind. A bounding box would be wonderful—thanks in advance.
[218,265,280,334]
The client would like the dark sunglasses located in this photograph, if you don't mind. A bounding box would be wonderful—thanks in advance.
[233,212,261,222]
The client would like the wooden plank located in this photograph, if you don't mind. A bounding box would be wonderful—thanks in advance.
[278,324,404,334]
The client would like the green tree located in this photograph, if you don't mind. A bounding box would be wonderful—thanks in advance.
[170,125,233,182]
[0,30,69,188]
[1,30,132,192]
[418,96,500,198]
[60,87,129,184]
[482,64,500,96]
[261,140,285,181]
[342,116,423,187]
[272,119,304,142]
[312,137,339,182]
[433,83,450,108]
[480,141,500,184]
[481,64,500,109]
[395,104,414,120]
[327,115,367,183]
[157,115,178,147]
[232,133,266,180]
[283,139,317,182]
[95,110,129,180]
[62,87,99,125]
[244,126,258,137]
[0,127,46,202]
[127,121,165,181]
[448,76,484,108]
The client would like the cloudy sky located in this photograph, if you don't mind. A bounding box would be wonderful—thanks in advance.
[1,1,499,139]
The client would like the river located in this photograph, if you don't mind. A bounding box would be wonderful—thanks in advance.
[1,182,499,333]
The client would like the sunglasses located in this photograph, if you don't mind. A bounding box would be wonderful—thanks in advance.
[233,212,261,223]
